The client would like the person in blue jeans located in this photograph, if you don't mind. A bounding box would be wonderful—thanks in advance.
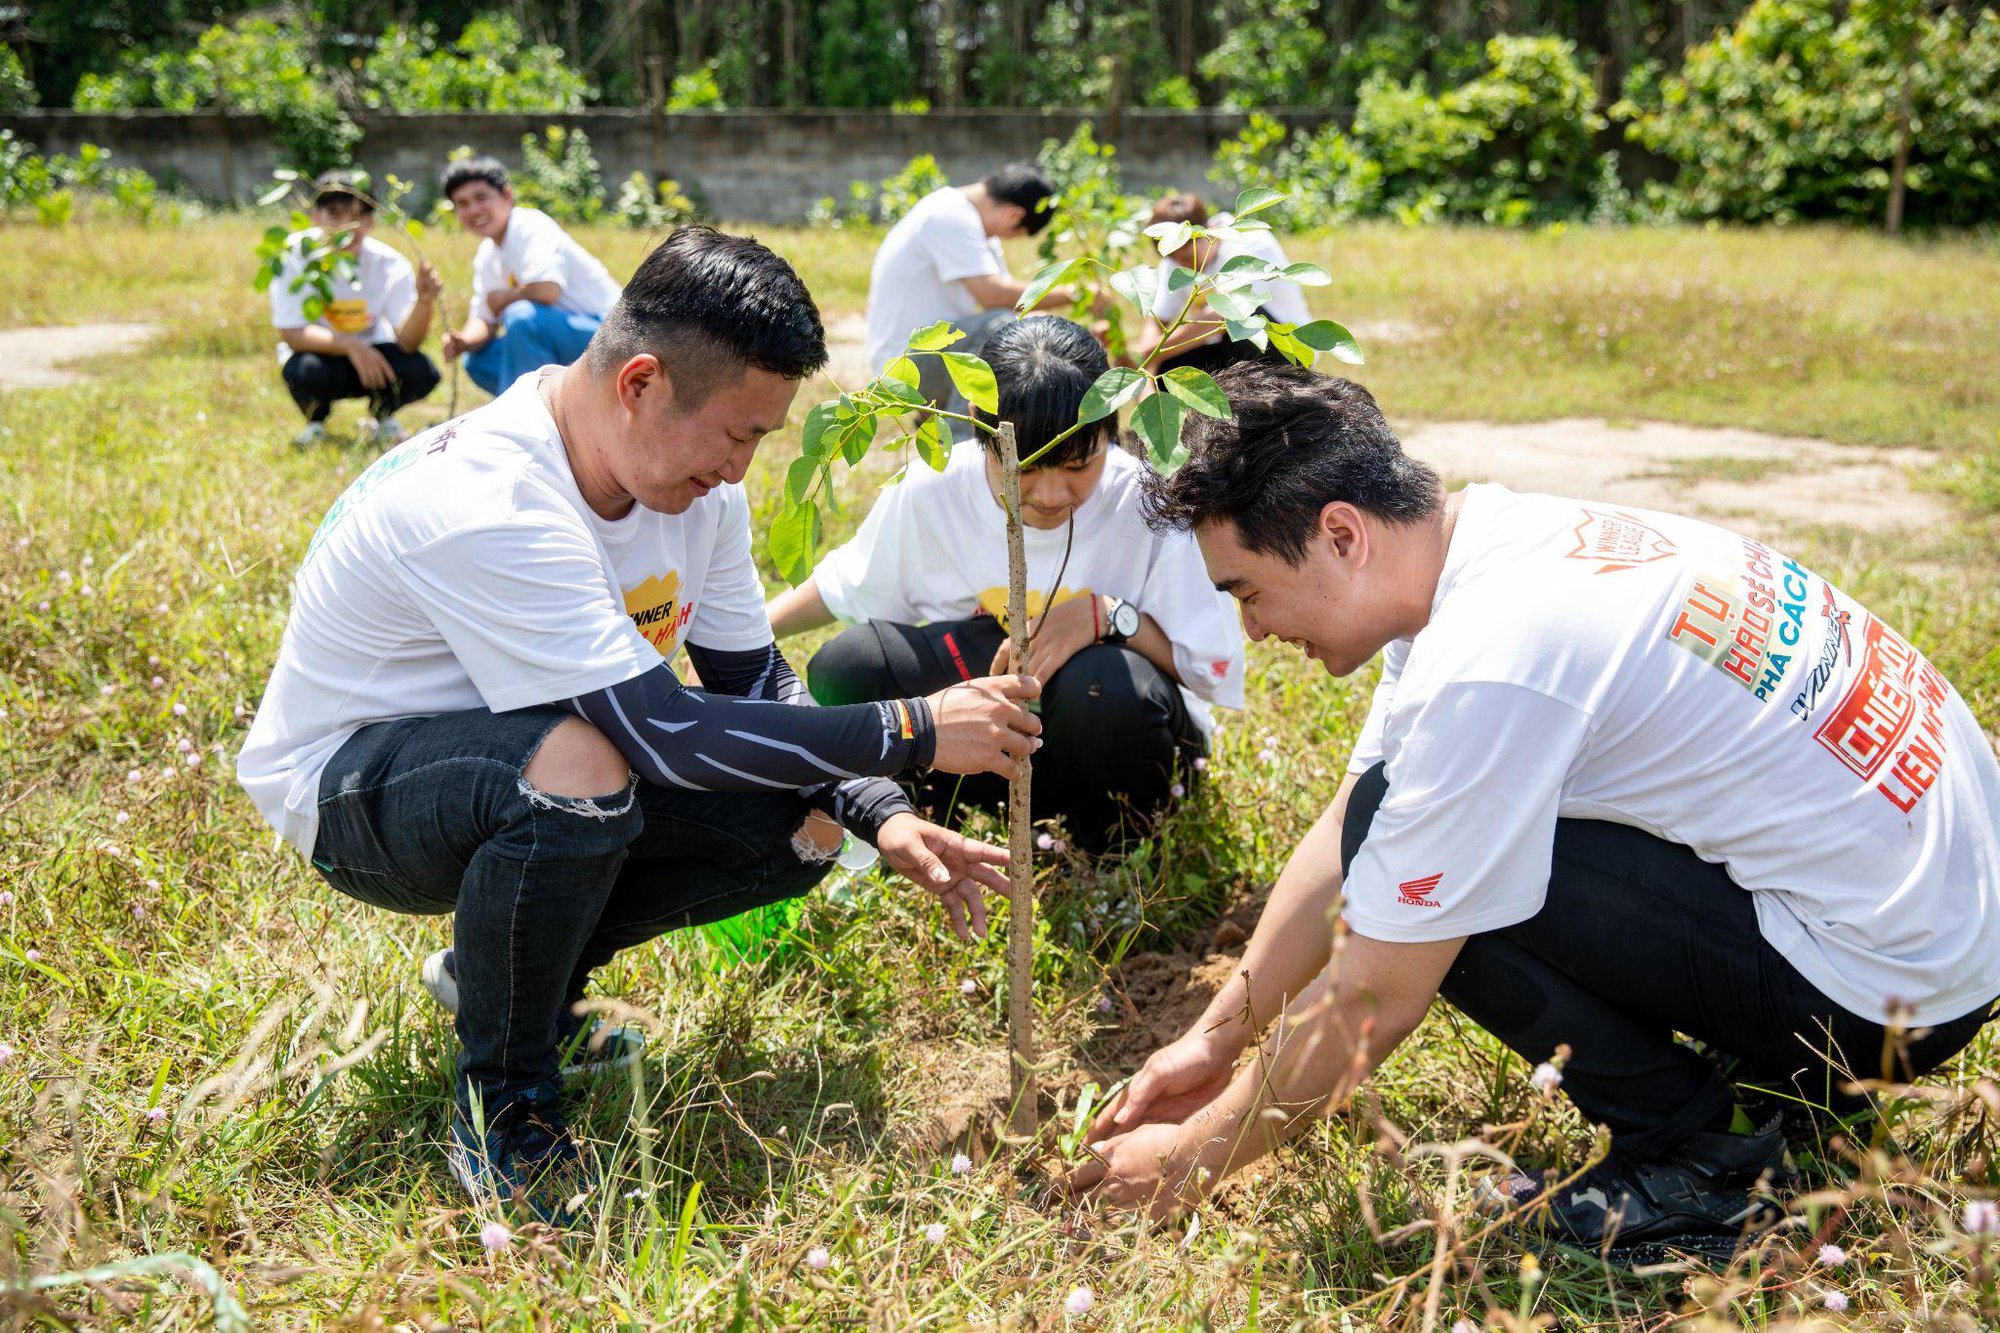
[239,227,1044,1220]
[438,156,625,397]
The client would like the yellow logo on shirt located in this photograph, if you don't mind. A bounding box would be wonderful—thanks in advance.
[625,572,693,657]
[326,298,372,335]
[977,585,1090,628]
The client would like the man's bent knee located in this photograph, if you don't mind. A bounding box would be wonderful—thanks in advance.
[523,717,632,800]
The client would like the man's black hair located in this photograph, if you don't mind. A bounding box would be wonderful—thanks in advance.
[312,170,374,215]
[587,225,827,405]
[981,161,1058,236]
[440,155,510,200]
[1142,362,1442,562]
[971,315,1111,469]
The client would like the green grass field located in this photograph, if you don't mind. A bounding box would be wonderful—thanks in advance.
[2,216,1999,1329]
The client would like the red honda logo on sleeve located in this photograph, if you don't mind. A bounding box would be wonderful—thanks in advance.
[1397,872,1445,907]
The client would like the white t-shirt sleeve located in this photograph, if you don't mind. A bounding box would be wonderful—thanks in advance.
[1138,531,1245,709]
[688,487,781,652]
[926,205,1005,285]
[1348,639,1409,773]
[469,242,501,322]
[509,210,570,288]
[269,249,311,329]
[813,471,928,625]
[1151,259,1193,324]
[377,251,417,331]
[1341,681,1593,943]
[392,514,655,715]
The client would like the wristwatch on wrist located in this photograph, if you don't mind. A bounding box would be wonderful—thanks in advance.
[1101,596,1140,644]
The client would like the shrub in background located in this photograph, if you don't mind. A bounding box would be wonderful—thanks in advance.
[1624,0,2000,226]
[615,172,703,228]
[0,43,36,111]
[1,130,163,225]
[513,126,605,224]
[359,16,593,112]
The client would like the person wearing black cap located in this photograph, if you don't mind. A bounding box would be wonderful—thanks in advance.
[269,171,443,448]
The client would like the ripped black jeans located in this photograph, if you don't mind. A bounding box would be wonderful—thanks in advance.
[311,705,832,1109]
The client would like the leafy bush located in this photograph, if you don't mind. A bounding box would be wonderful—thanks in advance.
[1145,76,1201,109]
[1199,0,1329,108]
[0,130,163,225]
[0,43,35,111]
[72,19,359,175]
[359,16,593,112]
[513,126,604,224]
[614,172,702,228]
[1623,0,2000,226]
[1213,35,1603,226]
[668,64,727,110]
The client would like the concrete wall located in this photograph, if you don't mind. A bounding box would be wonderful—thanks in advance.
[0,109,1342,221]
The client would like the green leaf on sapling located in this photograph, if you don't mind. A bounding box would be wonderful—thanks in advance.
[1203,284,1258,323]
[1233,186,1286,217]
[885,355,921,388]
[907,321,964,353]
[1291,319,1365,364]
[913,415,949,470]
[1131,392,1186,471]
[1077,367,1148,424]
[836,410,879,465]
[1265,322,1313,367]
[801,401,839,460]
[768,502,821,587]
[1161,366,1230,418]
[784,454,819,505]
[1108,264,1159,313]
[940,352,999,414]
[1280,262,1332,286]
[1017,256,1085,313]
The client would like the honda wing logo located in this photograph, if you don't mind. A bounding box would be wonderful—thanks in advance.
[1396,872,1445,908]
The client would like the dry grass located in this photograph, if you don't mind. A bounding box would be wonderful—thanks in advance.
[1,216,1998,1328]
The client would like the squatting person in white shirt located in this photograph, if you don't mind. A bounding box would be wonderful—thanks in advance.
[239,227,1043,1217]
[1070,362,2000,1266]
[272,171,443,449]
[437,156,624,398]
[864,162,1096,408]
[1128,191,1311,378]
[767,316,1245,852]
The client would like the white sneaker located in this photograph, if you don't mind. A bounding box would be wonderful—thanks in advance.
[291,421,329,448]
[373,416,407,447]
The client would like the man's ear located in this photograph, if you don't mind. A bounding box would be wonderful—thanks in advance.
[1321,501,1368,565]
[615,353,673,413]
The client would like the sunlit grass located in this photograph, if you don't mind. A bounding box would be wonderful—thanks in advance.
[1,216,1998,1326]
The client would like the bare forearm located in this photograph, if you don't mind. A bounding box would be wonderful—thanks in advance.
[281,326,359,357]
[1123,611,1180,683]
[396,299,435,353]
[767,579,835,639]
[1192,775,1356,1051]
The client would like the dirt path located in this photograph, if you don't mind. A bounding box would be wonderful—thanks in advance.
[1400,417,1947,537]
[0,323,161,389]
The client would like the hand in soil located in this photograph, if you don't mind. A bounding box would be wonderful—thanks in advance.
[1064,1120,1191,1222]
[874,812,1006,943]
[1099,1028,1238,1134]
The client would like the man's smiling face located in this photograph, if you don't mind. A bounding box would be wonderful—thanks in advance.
[1196,505,1398,678]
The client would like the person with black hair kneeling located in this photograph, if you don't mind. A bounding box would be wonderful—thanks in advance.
[240,227,1044,1217]
[1069,361,2000,1267]
[864,161,1101,410]
[767,316,1245,852]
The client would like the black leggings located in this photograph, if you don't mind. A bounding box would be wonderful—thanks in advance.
[1342,761,1994,1160]
[808,615,1204,851]
[282,343,441,422]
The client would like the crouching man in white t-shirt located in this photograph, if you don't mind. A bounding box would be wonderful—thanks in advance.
[239,227,1042,1219]
[1127,192,1310,379]
[769,316,1245,852]
[864,162,1097,409]
[272,171,444,449]
[1070,362,2000,1266]
[438,156,624,398]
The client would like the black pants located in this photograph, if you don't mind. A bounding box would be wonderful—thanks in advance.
[311,705,831,1108]
[282,343,441,422]
[808,615,1204,851]
[1342,761,1994,1160]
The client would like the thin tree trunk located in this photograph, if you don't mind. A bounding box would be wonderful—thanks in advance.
[997,421,1038,1139]
[1886,28,1916,235]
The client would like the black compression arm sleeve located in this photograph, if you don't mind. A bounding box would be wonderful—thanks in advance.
[566,658,935,794]
[684,641,918,843]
